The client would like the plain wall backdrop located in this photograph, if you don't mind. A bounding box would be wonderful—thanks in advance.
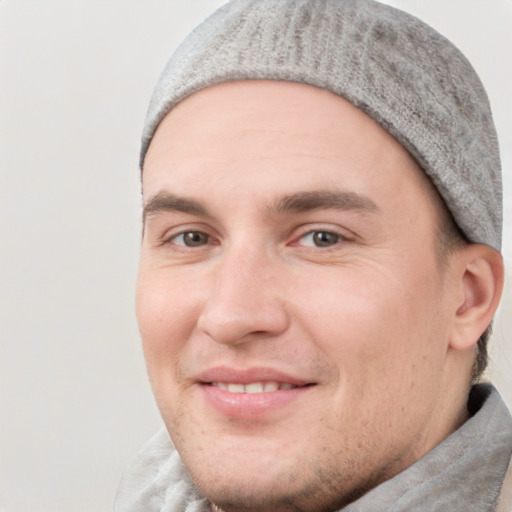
[0,1,510,511]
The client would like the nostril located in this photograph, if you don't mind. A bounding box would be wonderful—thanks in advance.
[197,298,289,346]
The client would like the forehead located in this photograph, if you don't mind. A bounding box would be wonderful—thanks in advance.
[142,80,434,212]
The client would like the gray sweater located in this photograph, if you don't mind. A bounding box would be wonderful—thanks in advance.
[115,384,512,512]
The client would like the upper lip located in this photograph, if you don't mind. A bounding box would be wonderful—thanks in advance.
[195,366,313,387]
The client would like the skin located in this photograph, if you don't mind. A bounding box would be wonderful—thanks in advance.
[137,81,501,512]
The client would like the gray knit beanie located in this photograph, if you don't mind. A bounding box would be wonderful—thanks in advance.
[141,0,502,251]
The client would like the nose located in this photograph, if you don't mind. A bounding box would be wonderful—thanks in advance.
[196,249,289,345]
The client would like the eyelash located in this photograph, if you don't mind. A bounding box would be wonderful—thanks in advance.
[169,231,214,248]
[162,227,348,250]
[295,229,346,248]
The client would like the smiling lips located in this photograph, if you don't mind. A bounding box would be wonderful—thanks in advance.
[211,381,297,393]
[197,368,314,418]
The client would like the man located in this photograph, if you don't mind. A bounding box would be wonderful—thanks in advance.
[115,1,512,511]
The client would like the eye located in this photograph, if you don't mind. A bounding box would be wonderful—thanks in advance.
[172,231,211,247]
[299,230,343,248]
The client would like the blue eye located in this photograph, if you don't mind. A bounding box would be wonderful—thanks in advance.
[300,231,342,248]
[173,231,210,247]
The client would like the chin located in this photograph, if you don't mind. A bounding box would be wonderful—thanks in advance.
[178,439,311,511]
[197,479,318,512]
[179,442,354,512]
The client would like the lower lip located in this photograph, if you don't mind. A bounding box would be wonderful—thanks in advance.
[200,384,310,419]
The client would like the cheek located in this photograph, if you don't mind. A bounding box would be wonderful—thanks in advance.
[293,263,446,389]
[135,269,198,381]
[293,267,448,453]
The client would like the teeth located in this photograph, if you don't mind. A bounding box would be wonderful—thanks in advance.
[263,382,279,392]
[245,383,264,393]
[212,381,296,393]
[227,384,245,393]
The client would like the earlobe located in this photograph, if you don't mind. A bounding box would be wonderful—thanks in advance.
[450,244,504,351]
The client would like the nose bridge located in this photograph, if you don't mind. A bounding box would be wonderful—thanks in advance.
[197,243,288,345]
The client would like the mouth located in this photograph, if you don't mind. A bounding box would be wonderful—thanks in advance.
[208,381,299,393]
[197,368,316,419]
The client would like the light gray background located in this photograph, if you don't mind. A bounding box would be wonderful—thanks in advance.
[0,1,510,511]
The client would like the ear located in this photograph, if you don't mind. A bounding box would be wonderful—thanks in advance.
[449,244,504,351]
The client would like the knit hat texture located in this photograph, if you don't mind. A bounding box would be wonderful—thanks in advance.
[141,0,502,251]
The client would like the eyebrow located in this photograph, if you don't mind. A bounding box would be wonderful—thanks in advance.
[143,192,208,223]
[269,190,380,215]
[143,189,380,224]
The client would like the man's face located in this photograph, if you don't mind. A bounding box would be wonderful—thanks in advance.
[138,81,459,512]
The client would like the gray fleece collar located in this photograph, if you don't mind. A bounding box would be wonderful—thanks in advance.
[114,384,512,512]
[343,384,512,512]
